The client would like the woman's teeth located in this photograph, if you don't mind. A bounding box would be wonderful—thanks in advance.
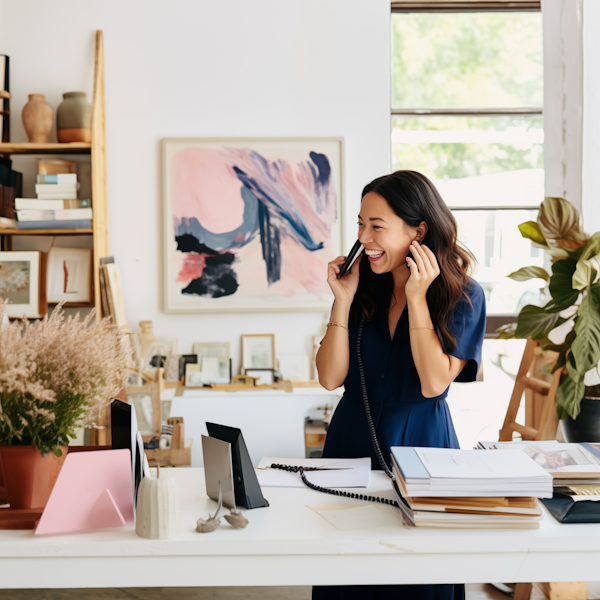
[365,249,384,261]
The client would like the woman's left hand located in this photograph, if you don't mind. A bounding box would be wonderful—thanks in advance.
[405,241,440,299]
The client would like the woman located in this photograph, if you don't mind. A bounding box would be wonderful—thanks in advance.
[314,171,486,600]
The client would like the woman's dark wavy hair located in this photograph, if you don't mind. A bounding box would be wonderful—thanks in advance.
[352,170,475,353]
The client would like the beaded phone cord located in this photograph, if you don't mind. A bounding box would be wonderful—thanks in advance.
[270,320,398,508]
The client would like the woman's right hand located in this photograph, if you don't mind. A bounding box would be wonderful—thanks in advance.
[327,255,360,302]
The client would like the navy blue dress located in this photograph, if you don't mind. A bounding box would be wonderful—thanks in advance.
[313,279,486,600]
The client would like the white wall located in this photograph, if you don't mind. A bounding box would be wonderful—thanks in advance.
[0,0,391,370]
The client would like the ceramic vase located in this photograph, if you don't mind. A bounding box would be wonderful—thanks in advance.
[561,396,600,442]
[21,94,53,143]
[135,474,180,539]
[0,445,68,509]
[56,91,91,143]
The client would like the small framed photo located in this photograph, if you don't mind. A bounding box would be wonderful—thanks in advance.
[199,356,231,385]
[185,363,204,387]
[278,355,311,382]
[47,247,92,304]
[244,368,274,385]
[241,334,275,370]
[193,342,230,361]
[142,337,178,372]
[0,251,47,318]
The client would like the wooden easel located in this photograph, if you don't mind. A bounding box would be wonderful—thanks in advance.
[499,338,562,442]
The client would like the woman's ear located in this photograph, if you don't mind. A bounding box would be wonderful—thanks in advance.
[415,221,428,242]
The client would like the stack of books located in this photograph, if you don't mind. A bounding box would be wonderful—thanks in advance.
[15,172,92,230]
[391,446,553,529]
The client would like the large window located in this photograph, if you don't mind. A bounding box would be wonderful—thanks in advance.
[391,6,543,319]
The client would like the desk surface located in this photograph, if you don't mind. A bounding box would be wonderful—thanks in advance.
[2,469,600,589]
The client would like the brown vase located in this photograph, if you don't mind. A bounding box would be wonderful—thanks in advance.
[57,91,91,143]
[21,94,53,143]
[0,445,68,509]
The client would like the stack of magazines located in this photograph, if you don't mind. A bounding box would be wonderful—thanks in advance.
[391,447,553,529]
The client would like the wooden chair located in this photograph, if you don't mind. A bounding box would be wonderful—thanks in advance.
[499,338,563,442]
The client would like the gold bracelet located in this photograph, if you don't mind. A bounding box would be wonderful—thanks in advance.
[326,321,348,331]
[409,327,435,331]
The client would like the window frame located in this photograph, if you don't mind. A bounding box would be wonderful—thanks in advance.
[390,1,543,335]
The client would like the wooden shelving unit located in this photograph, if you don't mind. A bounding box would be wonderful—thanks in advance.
[0,31,108,316]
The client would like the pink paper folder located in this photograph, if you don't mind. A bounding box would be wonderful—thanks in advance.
[35,449,134,535]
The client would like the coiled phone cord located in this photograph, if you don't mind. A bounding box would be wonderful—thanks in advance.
[270,319,399,508]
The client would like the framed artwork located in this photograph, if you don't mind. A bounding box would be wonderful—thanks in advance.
[277,355,311,382]
[192,341,230,361]
[241,334,275,371]
[0,251,47,318]
[244,368,274,385]
[142,337,178,372]
[47,247,92,304]
[162,137,344,313]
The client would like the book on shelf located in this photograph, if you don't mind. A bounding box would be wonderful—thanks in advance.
[35,191,78,200]
[15,198,91,210]
[0,55,9,143]
[477,440,600,486]
[35,183,79,194]
[16,219,91,230]
[16,208,93,221]
[37,173,78,184]
[0,156,22,220]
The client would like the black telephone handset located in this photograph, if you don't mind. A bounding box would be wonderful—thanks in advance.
[338,239,363,278]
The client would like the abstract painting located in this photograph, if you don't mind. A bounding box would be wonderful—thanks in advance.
[163,138,344,312]
[0,251,45,318]
[47,248,92,304]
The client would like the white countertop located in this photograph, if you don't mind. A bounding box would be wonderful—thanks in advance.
[2,468,600,589]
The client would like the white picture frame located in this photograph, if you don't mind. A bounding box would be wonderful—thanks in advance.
[47,247,92,304]
[241,334,275,370]
[162,137,344,313]
[192,341,230,361]
[0,250,46,318]
[244,368,274,385]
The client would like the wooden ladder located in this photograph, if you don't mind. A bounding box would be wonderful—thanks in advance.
[499,338,562,442]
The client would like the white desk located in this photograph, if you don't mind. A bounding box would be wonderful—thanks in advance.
[2,469,600,589]
[168,388,342,467]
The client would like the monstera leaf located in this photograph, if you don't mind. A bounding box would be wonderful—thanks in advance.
[518,221,548,247]
[514,303,565,341]
[556,373,586,420]
[548,258,579,310]
[508,266,550,282]
[570,283,600,378]
[538,197,589,248]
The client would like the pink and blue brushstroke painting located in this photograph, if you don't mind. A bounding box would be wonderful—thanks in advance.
[170,147,337,299]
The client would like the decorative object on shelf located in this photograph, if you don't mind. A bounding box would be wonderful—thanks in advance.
[0,250,47,318]
[193,341,230,361]
[21,94,53,143]
[196,482,223,533]
[35,449,134,535]
[56,92,91,143]
[38,158,76,176]
[163,353,182,382]
[244,368,275,385]
[241,333,275,371]
[162,137,344,313]
[277,355,311,382]
[0,300,132,510]
[159,423,173,449]
[100,259,128,327]
[224,509,249,529]
[178,354,198,380]
[46,247,92,304]
[0,55,10,143]
[498,197,600,440]
[135,467,181,540]
[185,363,204,387]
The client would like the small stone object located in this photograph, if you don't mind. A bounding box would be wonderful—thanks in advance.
[224,509,248,529]
[196,484,223,533]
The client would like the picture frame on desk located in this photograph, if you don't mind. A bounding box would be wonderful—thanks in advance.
[46,247,92,304]
[162,137,344,314]
[0,250,47,318]
[241,333,275,370]
[244,368,274,385]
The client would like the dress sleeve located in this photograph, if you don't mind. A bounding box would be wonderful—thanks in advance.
[448,279,486,383]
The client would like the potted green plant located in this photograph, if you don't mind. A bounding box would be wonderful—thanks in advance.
[499,197,600,441]
[0,300,131,508]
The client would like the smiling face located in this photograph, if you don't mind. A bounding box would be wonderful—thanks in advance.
[358,192,426,277]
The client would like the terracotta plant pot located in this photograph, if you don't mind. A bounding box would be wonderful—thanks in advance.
[0,445,68,509]
[57,91,91,143]
[21,94,53,143]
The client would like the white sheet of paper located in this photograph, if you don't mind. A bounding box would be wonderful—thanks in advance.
[257,457,371,488]
[308,504,400,530]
